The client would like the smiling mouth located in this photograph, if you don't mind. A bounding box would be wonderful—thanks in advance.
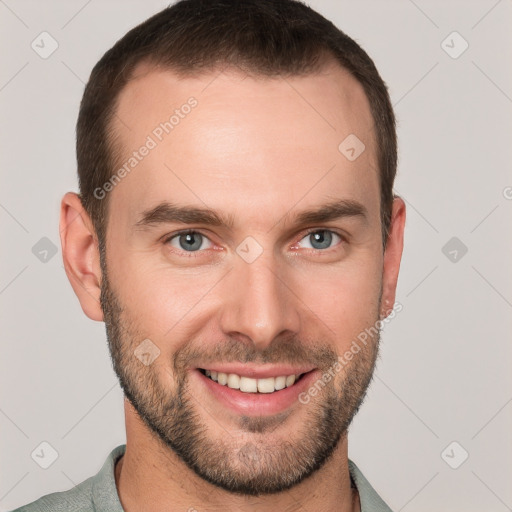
[198,368,309,394]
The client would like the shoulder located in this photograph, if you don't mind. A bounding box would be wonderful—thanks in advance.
[8,476,95,512]
[9,444,126,512]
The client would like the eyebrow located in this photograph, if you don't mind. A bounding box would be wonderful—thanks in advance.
[133,199,368,232]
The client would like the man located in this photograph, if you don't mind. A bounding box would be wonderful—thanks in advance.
[13,0,405,510]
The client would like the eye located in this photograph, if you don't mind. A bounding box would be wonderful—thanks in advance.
[296,230,343,251]
[165,230,213,252]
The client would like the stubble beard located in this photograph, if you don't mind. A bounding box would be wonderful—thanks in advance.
[99,254,381,496]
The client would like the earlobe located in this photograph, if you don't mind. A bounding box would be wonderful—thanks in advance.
[59,192,104,322]
[380,196,406,319]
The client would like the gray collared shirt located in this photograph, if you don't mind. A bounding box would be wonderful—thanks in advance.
[11,444,394,511]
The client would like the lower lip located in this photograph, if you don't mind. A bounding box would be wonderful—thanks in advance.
[191,368,319,416]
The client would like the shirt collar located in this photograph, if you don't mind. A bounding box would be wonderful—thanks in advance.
[91,444,125,512]
[348,459,394,511]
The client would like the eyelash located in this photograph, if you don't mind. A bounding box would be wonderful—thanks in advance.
[162,228,346,257]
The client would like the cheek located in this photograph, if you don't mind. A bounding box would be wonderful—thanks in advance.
[112,256,222,339]
[300,259,382,341]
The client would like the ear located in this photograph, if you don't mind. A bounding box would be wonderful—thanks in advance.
[380,196,406,319]
[59,192,104,321]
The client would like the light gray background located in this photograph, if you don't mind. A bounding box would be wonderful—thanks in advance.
[1,1,511,511]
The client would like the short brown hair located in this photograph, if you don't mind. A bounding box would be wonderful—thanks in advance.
[76,0,397,253]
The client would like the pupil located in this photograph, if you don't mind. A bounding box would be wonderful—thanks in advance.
[311,230,331,249]
[180,233,202,251]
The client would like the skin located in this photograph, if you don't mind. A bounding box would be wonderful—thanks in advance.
[60,60,405,512]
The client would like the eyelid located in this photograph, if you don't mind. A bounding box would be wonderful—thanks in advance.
[299,227,347,240]
[162,228,210,242]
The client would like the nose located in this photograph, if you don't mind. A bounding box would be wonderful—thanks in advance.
[219,251,301,351]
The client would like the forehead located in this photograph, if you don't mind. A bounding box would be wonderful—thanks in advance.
[108,62,379,230]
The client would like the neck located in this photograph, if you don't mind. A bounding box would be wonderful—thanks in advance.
[115,400,360,512]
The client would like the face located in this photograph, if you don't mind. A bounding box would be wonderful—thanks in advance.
[99,62,387,496]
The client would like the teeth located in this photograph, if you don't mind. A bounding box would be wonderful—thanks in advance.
[257,377,275,393]
[227,373,240,389]
[285,374,296,387]
[240,376,258,392]
[274,376,286,390]
[203,370,302,393]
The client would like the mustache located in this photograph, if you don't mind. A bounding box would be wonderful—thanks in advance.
[172,335,339,374]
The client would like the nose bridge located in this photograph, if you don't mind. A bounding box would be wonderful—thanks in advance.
[219,248,300,349]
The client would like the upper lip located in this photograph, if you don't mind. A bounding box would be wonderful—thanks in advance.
[195,364,316,379]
